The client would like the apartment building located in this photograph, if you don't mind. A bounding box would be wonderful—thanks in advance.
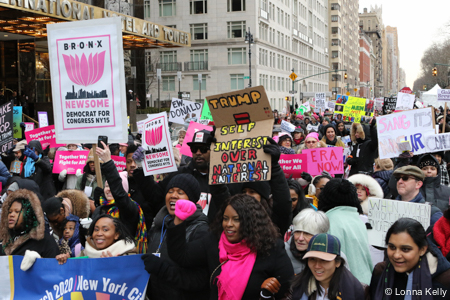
[386,26,400,92]
[144,0,330,112]
[359,31,372,98]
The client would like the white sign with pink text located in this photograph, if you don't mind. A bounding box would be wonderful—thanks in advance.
[142,113,177,176]
[47,17,127,144]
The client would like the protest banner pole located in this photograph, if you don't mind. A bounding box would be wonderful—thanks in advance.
[92,145,103,189]
[443,103,447,133]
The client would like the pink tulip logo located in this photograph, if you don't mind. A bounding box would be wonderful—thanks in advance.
[62,51,106,87]
[146,125,163,146]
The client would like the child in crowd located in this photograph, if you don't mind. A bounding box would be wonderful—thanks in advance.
[56,215,84,263]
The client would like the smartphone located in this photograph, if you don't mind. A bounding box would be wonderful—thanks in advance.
[98,136,108,149]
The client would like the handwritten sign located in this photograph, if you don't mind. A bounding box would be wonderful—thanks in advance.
[24,122,35,132]
[169,98,203,125]
[200,98,213,121]
[10,160,22,174]
[25,125,65,149]
[367,198,430,247]
[207,86,273,184]
[315,93,326,110]
[302,147,344,176]
[327,101,336,111]
[38,111,48,128]
[395,92,415,111]
[13,106,22,139]
[136,119,145,134]
[279,154,307,178]
[377,107,435,159]
[142,112,177,176]
[0,101,13,153]
[437,89,450,102]
[382,97,397,114]
[374,98,384,112]
[52,150,89,174]
[281,120,295,133]
[112,155,126,172]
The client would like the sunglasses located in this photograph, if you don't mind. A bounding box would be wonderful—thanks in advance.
[306,141,317,144]
[190,145,210,154]
[394,175,417,182]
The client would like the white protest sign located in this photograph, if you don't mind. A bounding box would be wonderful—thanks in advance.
[395,92,415,111]
[437,89,450,102]
[48,17,127,143]
[302,101,311,112]
[315,93,326,110]
[377,107,435,159]
[136,119,146,134]
[281,120,295,133]
[423,132,450,152]
[168,98,203,125]
[327,101,336,110]
[142,112,178,176]
[367,198,430,247]
[374,98,384,112]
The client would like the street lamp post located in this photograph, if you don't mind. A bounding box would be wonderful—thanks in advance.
[177,71,182,96]
[245,27,254,88]
[198,74,202,102]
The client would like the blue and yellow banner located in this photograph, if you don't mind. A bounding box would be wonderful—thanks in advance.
[1,255,149,299]
[13,106,22,139]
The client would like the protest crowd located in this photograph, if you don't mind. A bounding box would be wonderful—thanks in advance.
[2,90,450,300]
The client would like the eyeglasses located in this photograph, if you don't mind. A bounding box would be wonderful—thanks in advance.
[394,175,417,182]
[190,145,210,154]
[306,141,317,144]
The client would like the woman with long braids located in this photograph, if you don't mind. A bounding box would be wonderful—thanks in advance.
[0,189,58,257]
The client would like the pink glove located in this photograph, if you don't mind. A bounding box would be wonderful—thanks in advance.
[175,200,197,221]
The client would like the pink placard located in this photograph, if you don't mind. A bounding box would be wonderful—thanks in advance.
[25,125,65,149]
[180,121,213,157]
[279,154,308,178]
[52,150,89,174]
[24,122,35,132]
[111,155,126,172]
[302,147,344,176]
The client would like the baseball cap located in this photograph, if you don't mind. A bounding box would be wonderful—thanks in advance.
[393,165,425,181]
[187,129,212,146]
[303,233,341,261]
[13,140,27,152]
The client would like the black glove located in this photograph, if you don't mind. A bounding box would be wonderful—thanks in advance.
[263,137,280,166]
[141,253,163,275]
[301,172,312,183]
[370,117,377,127]
[132,167,144,179]
[93,186,104,206]
[206,125,217,144]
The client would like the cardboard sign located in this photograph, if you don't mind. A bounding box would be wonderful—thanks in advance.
[367,198,430,247]
[422,132,450,153]
[0,101,14,153]
[437,89,450,101]
[0,255,149,300]
[13,106,22,139]
[48,18,127,144]
[38,111,48,128]
[281,120,295,133]
[112,155,127,172]
[206,86,273,184]
[377,107,435,159]
[395,92,415,111]
[142,112,177,176]
[279,154,307,178]
[315,93,326,110]
[25,125,65,149]
[52,150,89,174]
[169,98,203,125]
[302,147,344,176]
[382,97,397,114]
[200,98,213,121]
[24,122,35,132]
[10,160,22,174]
[180,121,213,157]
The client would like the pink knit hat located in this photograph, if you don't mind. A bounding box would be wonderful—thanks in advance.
[305,132,319,141]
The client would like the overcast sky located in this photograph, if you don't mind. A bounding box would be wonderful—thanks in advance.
[358,0,450,88]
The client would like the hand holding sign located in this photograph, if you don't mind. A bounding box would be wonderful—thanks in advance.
[263,137,280,167]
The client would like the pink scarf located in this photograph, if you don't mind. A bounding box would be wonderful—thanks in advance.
[216,232,257,300]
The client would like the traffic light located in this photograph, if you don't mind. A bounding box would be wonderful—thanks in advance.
[432,67,437,76]
[423,85,427,90]
[344,72,348,80]
[285,96,290,101]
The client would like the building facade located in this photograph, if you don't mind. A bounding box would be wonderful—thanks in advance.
[328,0,359,98]
[386,26,400,92]
[359,31,372,98]
[144,0,330,113]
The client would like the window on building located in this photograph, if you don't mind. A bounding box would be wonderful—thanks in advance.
[331,27,340,34]
[332,63,340,70]
[190,49,208,70]
[227,21,246,38]
[162,76,175,91]
[331,3,340,10]
[331,15,340,22]
[331,51,339,58]
[159,0,176,16]
[193,75,207,90]
[230,74,244,90]
[144,0,151,18]
[331,39,340,46]
[228,0,245,12]
[228,48,246,64]
[261,0,267,11]
[160,51,177,63]
[190,23,208,40]
[190,0,207,14]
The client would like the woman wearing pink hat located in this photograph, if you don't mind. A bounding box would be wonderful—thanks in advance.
[296,132,325,154]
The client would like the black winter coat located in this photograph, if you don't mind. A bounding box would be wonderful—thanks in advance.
[167,222,294,300]
[348,123,378,176]
[147,205,210,300]
[0,231,59,258]
[372,170,393,198]
[93,160,139,237]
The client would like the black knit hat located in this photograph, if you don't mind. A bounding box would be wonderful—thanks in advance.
[323,124,336,135]
[166,174,201,203]
[418,154,439,170]
[318,178,363,214]
[242,181,271,200]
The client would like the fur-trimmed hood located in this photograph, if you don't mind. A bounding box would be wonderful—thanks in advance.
[348,174,384,198]
[56,189,91,219]
[296,141,327,154]
[0,189,46,255]
[350,123,365,142]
